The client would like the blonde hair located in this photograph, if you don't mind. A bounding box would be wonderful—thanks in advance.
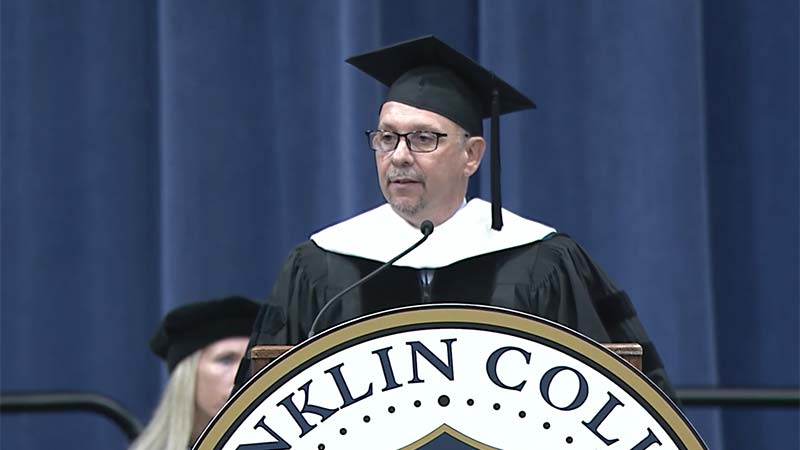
[129,352,200,450]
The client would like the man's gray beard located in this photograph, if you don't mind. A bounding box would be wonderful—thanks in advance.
[385,167,426,218]
[389,197,425,218]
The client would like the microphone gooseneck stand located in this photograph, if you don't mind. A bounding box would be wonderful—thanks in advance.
[307,220,434,338]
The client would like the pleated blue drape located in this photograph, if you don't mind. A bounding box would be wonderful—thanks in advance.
[2,1,797,449]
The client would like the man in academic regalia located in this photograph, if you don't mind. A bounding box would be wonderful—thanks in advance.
[236,36,676,399]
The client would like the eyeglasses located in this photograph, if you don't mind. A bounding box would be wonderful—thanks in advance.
[365,130,467,153]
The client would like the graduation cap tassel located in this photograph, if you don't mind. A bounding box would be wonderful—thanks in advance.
[490,85,503,231]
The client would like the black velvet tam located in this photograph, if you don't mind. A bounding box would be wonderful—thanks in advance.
[150,296,259,372]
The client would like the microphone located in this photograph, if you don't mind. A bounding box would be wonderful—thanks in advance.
[307,220,435,338]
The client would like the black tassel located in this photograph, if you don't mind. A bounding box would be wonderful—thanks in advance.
[490,84,503,230]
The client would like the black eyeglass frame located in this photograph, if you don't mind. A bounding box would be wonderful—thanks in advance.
[365,130,469,153]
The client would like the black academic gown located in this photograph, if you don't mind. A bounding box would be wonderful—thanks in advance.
[236,233,676,401]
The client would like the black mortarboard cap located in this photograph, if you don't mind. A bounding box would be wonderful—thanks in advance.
[346,36,536,230]
[149,296,259,372]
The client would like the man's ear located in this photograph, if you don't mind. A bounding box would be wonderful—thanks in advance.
[464,136,486,177]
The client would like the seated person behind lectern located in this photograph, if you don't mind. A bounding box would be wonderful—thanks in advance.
[129,296,259,450]
[236,36,675,399]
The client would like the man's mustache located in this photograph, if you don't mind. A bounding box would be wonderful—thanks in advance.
[386,169,424,183]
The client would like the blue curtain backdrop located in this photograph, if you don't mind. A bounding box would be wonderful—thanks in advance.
[1,1,797,449]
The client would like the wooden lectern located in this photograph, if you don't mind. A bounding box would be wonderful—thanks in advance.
[250,342,642,377]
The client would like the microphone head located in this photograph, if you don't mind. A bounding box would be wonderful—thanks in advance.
[420,220,434,236]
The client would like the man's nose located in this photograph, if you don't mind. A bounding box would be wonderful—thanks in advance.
[390,138,414,165]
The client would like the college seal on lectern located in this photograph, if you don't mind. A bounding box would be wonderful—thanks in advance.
[194,304,706,450]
